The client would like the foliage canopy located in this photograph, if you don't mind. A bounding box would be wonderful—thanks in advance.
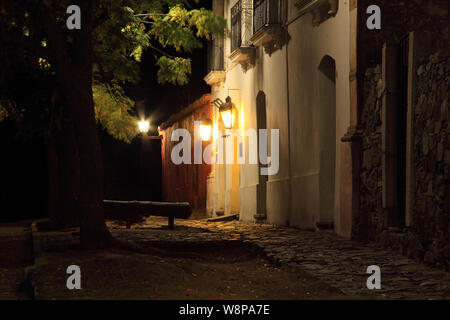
[0,0,226,143]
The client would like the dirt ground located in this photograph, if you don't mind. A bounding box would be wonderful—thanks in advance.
[28,241,350,300]
[0,225,32,300]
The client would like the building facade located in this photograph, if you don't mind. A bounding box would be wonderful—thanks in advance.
[204,0,448,267]
[205,0,351,235]
[352,0,449,268]
[159,94,213,216]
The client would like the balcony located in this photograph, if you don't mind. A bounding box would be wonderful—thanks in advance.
[230,1,242,53]
[228,0,256,70]
[250,0,286,54]
[229,46,255,66]
[205,39,226,86]
[294,0,338,26]
[207,39,224,73]
[253,0,279,34]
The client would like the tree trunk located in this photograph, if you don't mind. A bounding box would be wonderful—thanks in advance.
[64,78,112,249]
[42,0,111,248]
[55,122,80,227]
[44,120,80,229]
[45,134,59,224]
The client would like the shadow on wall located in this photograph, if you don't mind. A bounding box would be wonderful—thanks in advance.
[317,55,336,226]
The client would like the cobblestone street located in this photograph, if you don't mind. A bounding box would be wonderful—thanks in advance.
[109,217,450,300]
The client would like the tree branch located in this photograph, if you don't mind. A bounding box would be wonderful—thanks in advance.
[149,44,175,59]
[134,13,171,17]
[137,19,154,25]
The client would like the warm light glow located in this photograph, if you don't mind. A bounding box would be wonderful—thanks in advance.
[213,124,219,142]
[199,113,213,141]
[220,109,236,129]
[240,105,245,130]
[200,124,212,141]
[219,97,237,129]
[138,120,150,133]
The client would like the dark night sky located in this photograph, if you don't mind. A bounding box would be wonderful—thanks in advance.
[127,0,212,132]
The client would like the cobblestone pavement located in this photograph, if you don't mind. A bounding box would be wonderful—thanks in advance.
[109,217,450,300]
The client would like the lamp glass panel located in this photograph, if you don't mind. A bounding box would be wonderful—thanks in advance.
[220,109,234,129]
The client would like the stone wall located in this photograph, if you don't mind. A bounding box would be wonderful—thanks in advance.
[412,50,449,269]
[359,66,383,239]
[358,0,449,67]
[356,0,450,270]
[359,51,450,270]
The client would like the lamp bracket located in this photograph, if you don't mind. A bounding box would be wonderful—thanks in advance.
[212,98,224,109]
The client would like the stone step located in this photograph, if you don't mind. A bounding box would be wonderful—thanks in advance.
[207,214,240,222]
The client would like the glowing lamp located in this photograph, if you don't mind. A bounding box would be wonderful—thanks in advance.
[219,96,236,129]
[138,120,150,134]
[200,113,212,141]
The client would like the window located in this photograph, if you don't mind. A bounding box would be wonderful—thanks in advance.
[207,38,224,73]
[254,0,267,33]
[231,1,242,52]
[253,0,279,33]
[250,0,285,54]
[294,0,314,11]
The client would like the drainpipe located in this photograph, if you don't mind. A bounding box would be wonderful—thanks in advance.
[284,0,292,225]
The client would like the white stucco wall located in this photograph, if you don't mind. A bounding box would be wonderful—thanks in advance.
[287,0,350,230]
[209,0,350,231]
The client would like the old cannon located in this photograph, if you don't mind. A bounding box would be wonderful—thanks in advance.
[103,200,192,229]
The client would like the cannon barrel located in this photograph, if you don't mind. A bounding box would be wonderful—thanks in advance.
[103,200,192,229]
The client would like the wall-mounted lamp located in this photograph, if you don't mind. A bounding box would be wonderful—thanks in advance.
[200,113,212,141]
[219,97,237,129]
[213,96,237,130]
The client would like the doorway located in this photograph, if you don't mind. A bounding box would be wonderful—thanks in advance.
[317,55,336,227]
[255,91,268,221]
[395,35,409,228]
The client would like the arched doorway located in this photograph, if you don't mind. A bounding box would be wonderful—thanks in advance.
[317,55,336,228]
[255,91,268,221]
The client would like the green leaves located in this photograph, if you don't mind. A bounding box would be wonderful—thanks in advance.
[142,4,226,86]
[148,5,226,53]
[0,104,8,122]
[0,0,226,143]
[90,1,226,138]
[156,56,191,85]
[93,84,139,143]
[189,8,227,40]
[150,18,203,53]
[92,2,226,89]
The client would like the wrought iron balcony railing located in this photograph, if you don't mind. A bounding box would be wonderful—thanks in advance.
[231,0,242,52]
[253,0,280,34]
[207,39,224,74]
